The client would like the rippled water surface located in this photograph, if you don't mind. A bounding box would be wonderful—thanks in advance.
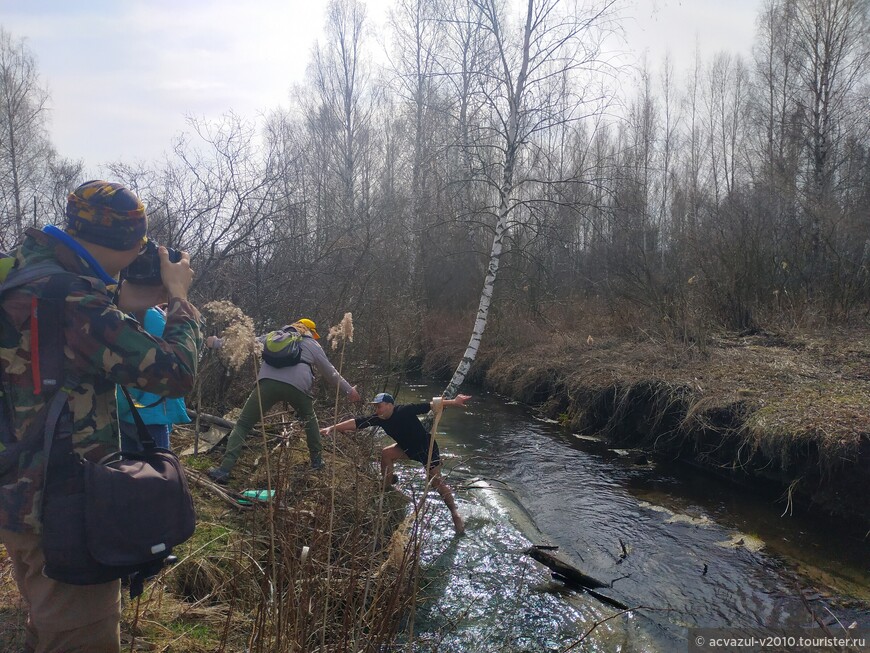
[387,385,869,652]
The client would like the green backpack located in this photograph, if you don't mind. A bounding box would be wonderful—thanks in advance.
[0,251,15,283]
[262,326,304,368]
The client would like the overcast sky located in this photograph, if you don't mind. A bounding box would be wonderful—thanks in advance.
[1,0,760,173]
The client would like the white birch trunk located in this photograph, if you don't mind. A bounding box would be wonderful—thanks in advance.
[443,0,532,399]
[444,176,513,399]
[444,196,510,399]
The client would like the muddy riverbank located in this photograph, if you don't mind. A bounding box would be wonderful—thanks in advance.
[419,325,870,534]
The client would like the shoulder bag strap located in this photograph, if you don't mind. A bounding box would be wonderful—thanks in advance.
[120,386,157,451]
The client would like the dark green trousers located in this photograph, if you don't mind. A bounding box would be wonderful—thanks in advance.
[219,378,321,472]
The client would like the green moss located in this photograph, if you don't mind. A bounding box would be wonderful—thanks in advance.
[184,455,215,472]
[167,620,218,642]
[178,521,234,557]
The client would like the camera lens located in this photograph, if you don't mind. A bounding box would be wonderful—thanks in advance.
[121,240,182,286]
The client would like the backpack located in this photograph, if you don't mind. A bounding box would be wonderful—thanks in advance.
[0,251,14,282]
[0,257,76,457]
[262,326,304,368]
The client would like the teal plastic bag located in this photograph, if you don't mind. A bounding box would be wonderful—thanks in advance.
[237,489,275,505]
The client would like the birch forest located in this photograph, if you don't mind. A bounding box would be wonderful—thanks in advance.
[2,0,869,367]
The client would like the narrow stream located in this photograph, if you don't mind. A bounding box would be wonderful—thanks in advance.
[388,384,870,652]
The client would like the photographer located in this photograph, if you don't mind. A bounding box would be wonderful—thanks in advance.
[0,181,202,653]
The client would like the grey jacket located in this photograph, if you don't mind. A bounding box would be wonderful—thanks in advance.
[258,335,352,397]
[212,332,352,397]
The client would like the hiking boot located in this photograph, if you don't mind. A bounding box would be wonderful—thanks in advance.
[207,467,230,484]
[163,555,179,566]
[310,458,325,471]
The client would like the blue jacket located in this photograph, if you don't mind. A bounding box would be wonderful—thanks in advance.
[117,308,191,426]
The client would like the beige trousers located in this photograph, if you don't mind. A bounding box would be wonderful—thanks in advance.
[0,528,121,653]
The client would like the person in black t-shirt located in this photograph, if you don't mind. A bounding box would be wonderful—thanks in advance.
[322,392,471,534]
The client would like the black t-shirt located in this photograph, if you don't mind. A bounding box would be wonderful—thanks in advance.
[355,403,431,453]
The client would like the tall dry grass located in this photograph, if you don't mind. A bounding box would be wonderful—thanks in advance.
[180,306,431,652]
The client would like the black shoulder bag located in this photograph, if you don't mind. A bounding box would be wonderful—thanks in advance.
[41,377,196,598]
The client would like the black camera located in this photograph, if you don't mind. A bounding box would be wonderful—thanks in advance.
[121,240,182,286]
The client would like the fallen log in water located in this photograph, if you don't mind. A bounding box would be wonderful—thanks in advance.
[524,545,629,610]
[525,545,608,588]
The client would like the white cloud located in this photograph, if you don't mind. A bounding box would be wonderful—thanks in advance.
[2,0,335,168]
[1,0,763,170]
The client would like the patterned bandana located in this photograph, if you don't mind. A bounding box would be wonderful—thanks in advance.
[65,180,147,251]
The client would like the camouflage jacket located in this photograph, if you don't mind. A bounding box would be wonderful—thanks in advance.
[0,228,202,534]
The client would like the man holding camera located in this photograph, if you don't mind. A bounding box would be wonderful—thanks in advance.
[0,181,201,653]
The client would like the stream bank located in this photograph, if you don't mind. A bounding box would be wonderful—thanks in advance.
[399,383,870,651]
[419,326,870,533]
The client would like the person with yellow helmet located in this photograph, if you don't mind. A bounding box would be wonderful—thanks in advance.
[205,318,360,482]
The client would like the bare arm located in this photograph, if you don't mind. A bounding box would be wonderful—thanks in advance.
[432,394,472,411]
[320,418,357,436]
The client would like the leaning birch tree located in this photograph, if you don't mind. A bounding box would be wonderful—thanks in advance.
[444,0,617,398]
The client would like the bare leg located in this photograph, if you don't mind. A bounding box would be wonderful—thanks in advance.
[381,444,407,488]
[429,466,465,535]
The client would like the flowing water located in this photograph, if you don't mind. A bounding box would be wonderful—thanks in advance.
[386,384,870,652]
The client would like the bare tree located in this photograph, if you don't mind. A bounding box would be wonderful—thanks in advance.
[387,0,450,311]
[43,155,83,220]
[444,0,617,398]
[107,113,291,326]
[0,27,51,245]
[754,0,802,183]
[792,0,869,266]
[309,0,373,231]
[658,52,678,259]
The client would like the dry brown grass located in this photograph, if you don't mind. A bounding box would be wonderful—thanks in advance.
[481,320,870,454]
[0,548,26,652]
[422,304,870,522]
[0,416,416,653]
[145,420,414,653]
